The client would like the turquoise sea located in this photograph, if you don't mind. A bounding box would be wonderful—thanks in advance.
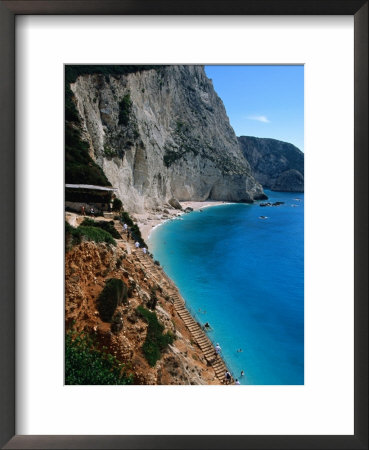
[149,190,304,385]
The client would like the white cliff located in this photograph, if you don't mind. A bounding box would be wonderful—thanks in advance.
[71,65,266,213]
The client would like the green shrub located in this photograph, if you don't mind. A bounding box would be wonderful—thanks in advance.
[130,224,147,248]
[118,94,132,126]
[103,145,117,158]
[163,149,181,168]
[77,226,116,246]
[65,329,133,385]
[147,287,158,310]
[97,278,128,322]
[80,218,121,239]
[65,121,111,186]
[65,221,82,249]
[119,211,147,248]
[112,198,123,212]
[136,306,174,367]
[120,211,134,227]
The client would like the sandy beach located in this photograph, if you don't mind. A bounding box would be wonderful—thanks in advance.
[133,200,233,242]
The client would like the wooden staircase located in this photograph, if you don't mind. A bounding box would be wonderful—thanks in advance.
[135,252,230,384]
[110,218,231,384]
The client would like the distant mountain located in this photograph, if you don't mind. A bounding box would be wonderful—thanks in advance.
[238,136,304,192]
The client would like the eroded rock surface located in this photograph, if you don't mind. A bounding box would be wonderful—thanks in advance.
[238,136,304,192]
[71,66,265,213]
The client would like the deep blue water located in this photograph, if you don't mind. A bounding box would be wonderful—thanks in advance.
[149,191,304,385]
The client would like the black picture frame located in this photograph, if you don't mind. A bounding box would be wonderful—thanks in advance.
[0,1,367,449]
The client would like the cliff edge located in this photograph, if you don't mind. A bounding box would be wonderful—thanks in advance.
[70,66,266,213]
[238,136,304,192]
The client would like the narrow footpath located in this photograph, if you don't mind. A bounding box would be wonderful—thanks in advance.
[113,218,232,384]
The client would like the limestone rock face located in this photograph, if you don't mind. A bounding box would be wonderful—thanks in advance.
[71,66,265,213]
[238,136,304,192]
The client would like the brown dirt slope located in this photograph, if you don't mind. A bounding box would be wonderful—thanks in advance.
[65,218,223,385]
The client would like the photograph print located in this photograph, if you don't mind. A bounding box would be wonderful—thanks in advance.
[65,65,304,385]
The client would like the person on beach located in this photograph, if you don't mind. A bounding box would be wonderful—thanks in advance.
[135,241,140,249]
[235,379,240,385]
[143,247,147,255]
[225,371,231,384]
[123,223,128,232]
[215,343,221,355]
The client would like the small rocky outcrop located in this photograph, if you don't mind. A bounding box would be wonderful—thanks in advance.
[168,198,182,210]
[238,136,304,192]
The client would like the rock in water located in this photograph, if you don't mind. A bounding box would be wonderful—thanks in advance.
[238,136,304,192]
[70,66,265,213]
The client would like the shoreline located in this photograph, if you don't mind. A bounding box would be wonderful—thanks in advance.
[133,200,236,382]
[133,200,233,242]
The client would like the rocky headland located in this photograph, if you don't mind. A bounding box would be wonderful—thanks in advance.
[238,136,304,192]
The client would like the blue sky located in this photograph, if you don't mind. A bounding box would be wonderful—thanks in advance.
[204,65,304,151]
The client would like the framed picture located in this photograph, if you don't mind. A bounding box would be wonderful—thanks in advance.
[0,1,367,449]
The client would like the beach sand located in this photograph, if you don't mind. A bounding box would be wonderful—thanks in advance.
[133,200,232,242]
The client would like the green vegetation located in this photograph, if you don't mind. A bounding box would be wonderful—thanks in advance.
[97,278,128,322]
[65,87,111,185]
[65,65,166,185]
[130,223,147,248]
[147,286,158,310]
[120,211,134,227]
[65,67,111,186]
[65,84,79,122]
[136,306,175,367]
[103,145,117,158]
[163,149,181,168]
[120,211,147,248]
[65,329,133,385]
[112,198,123,212]
[81,218,121,239]
[118,94,132,126]
[65,122,111,186]
[65,221,82,249]
[77,226,116,246]
[66,221,118,250]
[175,120,187,132]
